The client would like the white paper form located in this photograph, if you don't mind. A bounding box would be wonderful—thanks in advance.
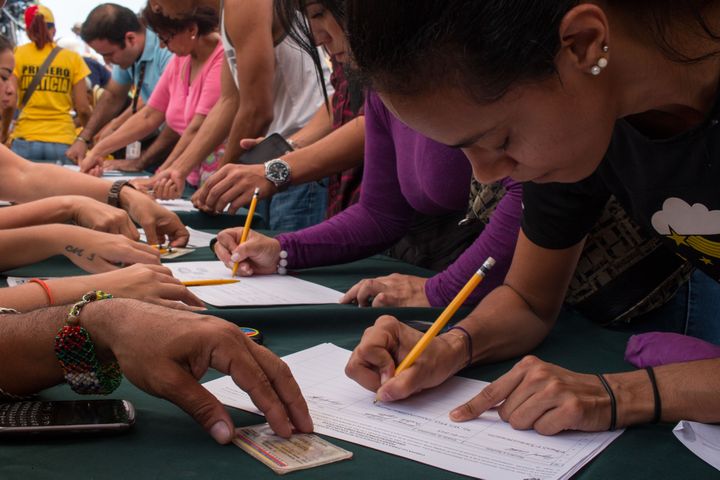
[62,164,150,182]
[674,421,720,471]
[166,261,343,306]
[204,344,623,480]
[139,227,214,248]
[155,199,198,212]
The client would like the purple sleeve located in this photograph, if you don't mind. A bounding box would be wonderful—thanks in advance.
[277,94,415,267]
[424,178,523,307]
[625,332,720,368]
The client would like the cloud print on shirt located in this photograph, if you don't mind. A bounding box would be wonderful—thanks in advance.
[651,197,720,235]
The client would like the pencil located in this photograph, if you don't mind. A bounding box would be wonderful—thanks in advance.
[379,257,496,399]
[231,187,260,277]
[182,279,240,287]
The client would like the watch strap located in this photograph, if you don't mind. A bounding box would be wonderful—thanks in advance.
[107,180,136,208]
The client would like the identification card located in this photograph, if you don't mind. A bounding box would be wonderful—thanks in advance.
[233,423,353,475]
[125,141,141,160]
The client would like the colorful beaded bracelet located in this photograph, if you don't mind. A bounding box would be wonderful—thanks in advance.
[54,291,122,395]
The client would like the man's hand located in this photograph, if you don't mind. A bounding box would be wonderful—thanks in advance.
[104,158,146,172]
[79,150,105,176]
[65,139,88,164]
[87,299,314,443]
[66,195,139,240]
[341,274,431,307]
[151,169,186,200]
[192,163,275,214]
[120,187,190,247]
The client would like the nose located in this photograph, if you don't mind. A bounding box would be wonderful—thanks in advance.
[462,147,515,183]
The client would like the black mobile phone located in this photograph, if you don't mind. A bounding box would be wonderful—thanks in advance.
[0,399,135,436]
[236,133,293,165]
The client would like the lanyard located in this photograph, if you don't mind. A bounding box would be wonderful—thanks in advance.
[131,61,147,113]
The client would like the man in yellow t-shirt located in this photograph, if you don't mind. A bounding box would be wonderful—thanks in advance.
[9,5,90,162]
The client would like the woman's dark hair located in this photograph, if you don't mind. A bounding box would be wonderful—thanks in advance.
[27,13,53,50]
[142,5,218,38]
[81,3,143,48]
[275,0,346,106]
[345,0,720,102]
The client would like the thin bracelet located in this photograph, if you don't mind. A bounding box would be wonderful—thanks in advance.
[645,367,662,424]
[447,326,473,368]
[29,278,54,306]
[596,374,617,431]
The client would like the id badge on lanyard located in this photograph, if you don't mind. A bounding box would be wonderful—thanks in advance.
[126,62,147,160]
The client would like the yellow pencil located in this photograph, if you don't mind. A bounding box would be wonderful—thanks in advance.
[231,187,260,277]
[182,279,240,287]
[390,257,495,381]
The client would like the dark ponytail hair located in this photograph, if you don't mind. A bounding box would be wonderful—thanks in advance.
[346,0,720,102]
[28,13,53,50]
[275,0,345,107]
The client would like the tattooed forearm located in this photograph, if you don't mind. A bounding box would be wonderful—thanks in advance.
[65,245,95,261]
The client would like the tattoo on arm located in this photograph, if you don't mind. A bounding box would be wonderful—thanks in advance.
[65,245,95,261]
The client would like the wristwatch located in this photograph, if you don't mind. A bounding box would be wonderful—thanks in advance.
[264,158,292,191]
[107,180,136,208]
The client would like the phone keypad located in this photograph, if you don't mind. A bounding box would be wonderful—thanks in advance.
[0,401,51,426]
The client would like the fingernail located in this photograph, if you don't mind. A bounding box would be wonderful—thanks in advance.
[449,409,463,421]
[379,389,394,402]
[230,253,239,262]
[380,372,390,385]
[210,421,232,443]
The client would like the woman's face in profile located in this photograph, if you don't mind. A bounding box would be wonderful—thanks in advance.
[0,49,15,109]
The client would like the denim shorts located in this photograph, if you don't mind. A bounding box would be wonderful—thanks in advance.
[11,139,70,164]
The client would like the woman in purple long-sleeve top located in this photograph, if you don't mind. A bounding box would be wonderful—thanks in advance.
[215,90,523,308]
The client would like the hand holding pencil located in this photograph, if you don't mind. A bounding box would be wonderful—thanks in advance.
[345,258,496,404]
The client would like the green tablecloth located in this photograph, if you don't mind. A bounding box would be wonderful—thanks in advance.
[0,248,714,479]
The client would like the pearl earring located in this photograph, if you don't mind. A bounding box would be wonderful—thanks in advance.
[591,45,609,76]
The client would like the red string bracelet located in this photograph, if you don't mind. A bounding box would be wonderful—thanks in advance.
[29,278,54,306]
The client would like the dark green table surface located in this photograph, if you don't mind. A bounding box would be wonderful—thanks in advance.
[0,242,714,479]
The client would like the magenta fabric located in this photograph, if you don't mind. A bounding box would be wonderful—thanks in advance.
[277,91,522,307]
[625,332,720,368]
[147,42,224,135]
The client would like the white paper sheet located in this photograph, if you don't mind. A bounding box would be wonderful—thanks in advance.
[166,261,343,306]
[6,276,56,287]
[674,421,720,471]
[155,199,198,212]
[138,227,214,248]
[204,343,623,480]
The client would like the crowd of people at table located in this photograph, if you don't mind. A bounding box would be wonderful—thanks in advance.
[0,0,718,448]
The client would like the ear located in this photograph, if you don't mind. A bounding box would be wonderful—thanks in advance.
[125,31,137,49]
[557,4,610,74]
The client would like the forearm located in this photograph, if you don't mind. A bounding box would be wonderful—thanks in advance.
[91,109,163,158]
[607,359,720,427]
[451,285,556,366]
[222,102,273,165]
[172,99,235,174]
[161,117,204,170]
[0,225,64,270]
[0,275,95,314]
[80,89,127,139]
[0,197,76,228]
[287,117,365,184]
[138,126,180,170]
[288,104,333,148]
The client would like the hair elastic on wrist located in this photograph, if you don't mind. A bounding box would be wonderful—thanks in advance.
[29,278,54,306]
[596,373,617,431]
[447,325,473,368]
[645,367,662,424]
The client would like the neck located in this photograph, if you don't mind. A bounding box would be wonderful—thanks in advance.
[133,31,147,63]
[191,33,220,61]
[610,12,720,125]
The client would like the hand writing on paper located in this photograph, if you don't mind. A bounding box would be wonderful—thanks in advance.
[345,316,468,402]
[449,356,614,434]
[341,274,430,307]
[214,228,281,276]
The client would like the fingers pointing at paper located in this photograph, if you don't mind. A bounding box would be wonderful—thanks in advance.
[449,356,614,435]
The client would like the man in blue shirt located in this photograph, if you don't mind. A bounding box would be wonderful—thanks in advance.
[66,3,175,169]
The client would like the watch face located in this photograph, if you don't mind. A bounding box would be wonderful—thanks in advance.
[267,160,290,183]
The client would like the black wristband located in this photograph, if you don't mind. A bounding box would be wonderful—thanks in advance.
[596,374,617,431]
[645,367,662,424]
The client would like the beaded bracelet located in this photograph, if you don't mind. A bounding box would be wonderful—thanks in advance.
[29,278,54,306]
[277,250,288,275]
[54,291,122,395]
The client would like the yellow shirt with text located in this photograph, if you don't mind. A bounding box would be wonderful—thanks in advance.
[12,43,90,145]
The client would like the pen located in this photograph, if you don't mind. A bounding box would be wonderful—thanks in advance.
[182,279,240,287]
[376,257,495,402]
[232,187,260,277]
